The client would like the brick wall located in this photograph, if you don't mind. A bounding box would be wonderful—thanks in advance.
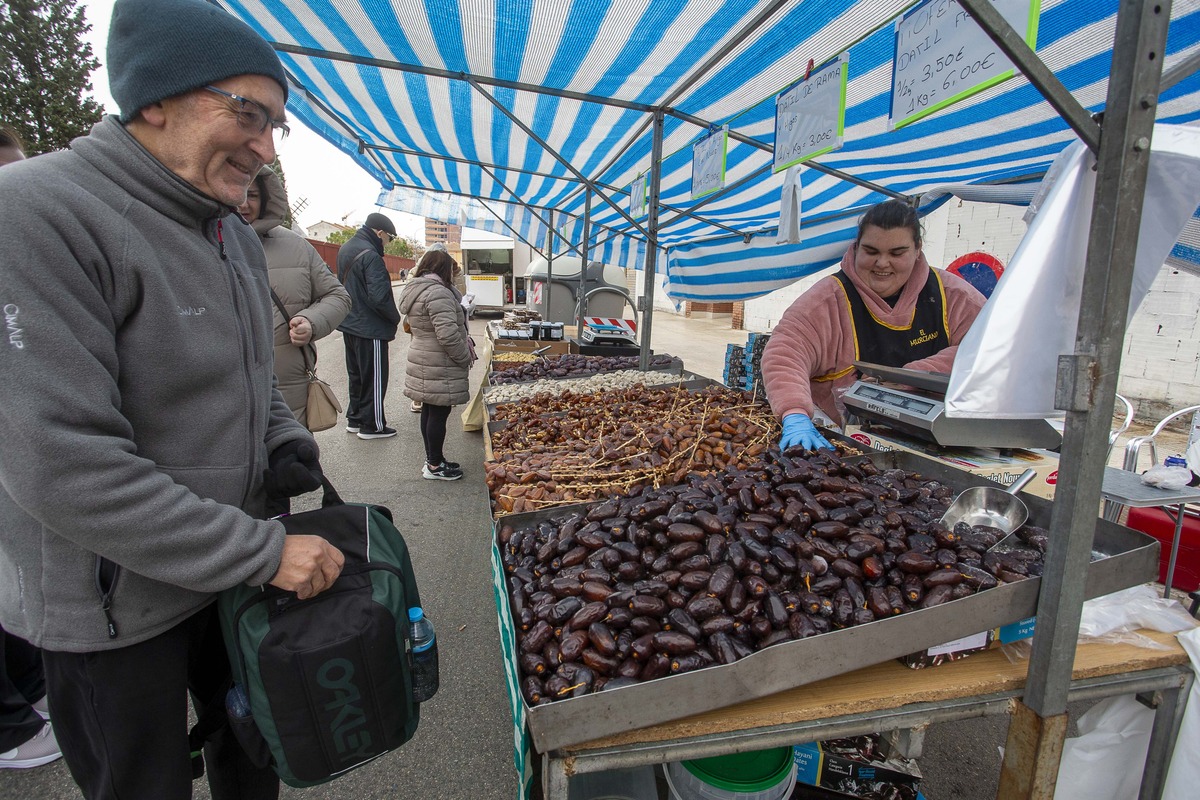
[306,239,415,281]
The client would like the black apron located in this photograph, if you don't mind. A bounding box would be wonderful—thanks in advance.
[827,268,951,371]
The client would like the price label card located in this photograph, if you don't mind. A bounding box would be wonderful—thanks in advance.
[889,0,1040,130]
[774,53,848,173]
[629,172,647,219]
[691,125,729,200]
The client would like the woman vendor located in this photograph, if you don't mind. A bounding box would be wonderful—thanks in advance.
[761,200,986,451]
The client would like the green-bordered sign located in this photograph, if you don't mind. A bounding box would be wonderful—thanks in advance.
[692,125,729,200]
[889,0,1040,130]
[773,53,848,173]
[629,172,647,218]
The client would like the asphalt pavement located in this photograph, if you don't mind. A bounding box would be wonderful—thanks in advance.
[0,302,1184,800]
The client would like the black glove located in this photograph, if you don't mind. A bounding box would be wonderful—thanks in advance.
[263,440,323,499]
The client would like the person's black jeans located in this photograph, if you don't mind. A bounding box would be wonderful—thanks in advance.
[42,604,278,800]
[0,625,45,752]
[419,402,453,465]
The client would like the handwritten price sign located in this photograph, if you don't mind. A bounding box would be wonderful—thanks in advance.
[889,0,1039,130]
[774,54,848,173]
[691,126,729,200]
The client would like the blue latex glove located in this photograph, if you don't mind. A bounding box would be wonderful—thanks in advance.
[780,413,834,452]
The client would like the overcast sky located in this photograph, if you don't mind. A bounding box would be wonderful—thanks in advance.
[78,0,437,241]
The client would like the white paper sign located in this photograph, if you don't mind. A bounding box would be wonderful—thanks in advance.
[774,54,848,173]
[890,0,1039,130]
[629,173,647,218]
[691,126,728,200]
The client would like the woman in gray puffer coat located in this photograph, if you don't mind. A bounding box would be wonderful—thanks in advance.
[240,167,351,428]
[398,249,476,480]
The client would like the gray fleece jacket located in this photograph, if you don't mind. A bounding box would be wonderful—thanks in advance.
[0,117,310,652]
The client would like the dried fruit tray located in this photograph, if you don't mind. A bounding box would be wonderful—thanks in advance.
[490,449,1158,753]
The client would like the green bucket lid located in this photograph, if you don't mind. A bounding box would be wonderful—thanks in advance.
[681,746,793,792]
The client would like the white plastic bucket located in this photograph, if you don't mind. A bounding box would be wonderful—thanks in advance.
[568,764,658,800]
[662,753,797,800]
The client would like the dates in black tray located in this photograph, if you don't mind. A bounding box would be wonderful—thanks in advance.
[497,447,1050,706]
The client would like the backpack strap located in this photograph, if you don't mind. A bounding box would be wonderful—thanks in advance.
[187,677,233,780]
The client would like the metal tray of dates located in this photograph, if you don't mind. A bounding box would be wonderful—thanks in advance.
[493,448,1159,753]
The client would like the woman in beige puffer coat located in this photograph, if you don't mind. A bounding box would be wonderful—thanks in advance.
[240,167,351,428]
[398,249,475,480]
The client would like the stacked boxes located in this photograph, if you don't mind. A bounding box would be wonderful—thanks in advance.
[722,332,771,396]
[792,735,924,799]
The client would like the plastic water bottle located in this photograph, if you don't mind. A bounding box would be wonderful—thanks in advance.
[408,607,440,702]
[225,682,252,720]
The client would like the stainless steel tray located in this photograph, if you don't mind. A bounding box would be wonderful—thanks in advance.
[492,449,1159,754]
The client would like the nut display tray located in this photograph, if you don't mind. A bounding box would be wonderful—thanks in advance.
[490,449,1159,753]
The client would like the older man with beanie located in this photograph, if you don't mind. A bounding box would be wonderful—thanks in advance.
[338,211,403,439]
[0,0,345,798]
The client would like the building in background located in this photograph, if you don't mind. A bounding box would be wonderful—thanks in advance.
[305,220,354,242]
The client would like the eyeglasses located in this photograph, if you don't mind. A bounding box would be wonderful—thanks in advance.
[203,86,290,140]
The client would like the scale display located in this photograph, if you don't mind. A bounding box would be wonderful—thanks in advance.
[851,384,938,416]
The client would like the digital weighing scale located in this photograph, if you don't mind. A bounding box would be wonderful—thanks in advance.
[842,362,1063,450]
[579,316,639,347]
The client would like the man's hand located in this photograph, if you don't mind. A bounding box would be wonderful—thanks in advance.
[780,413,834,451]
[263,440,323,499]
[269,535,345,599]
[288,315,313,346]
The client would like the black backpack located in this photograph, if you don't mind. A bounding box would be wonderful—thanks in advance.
[215,481,425,787]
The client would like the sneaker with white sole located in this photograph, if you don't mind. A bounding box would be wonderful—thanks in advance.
[409,400,422,413]
[345,424,361,433]
[423,462,463,481]
[31,696,49,720]
[357,426,397,440]
[0,721,62,769]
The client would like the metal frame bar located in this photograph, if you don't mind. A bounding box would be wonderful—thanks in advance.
[466,77,653,242]
[475,198,543,255]
[639,111,665,371]
[479,165,583,260]
[368,142,584,184]
[667,108,910,201]
[1160,46,1200,93]
[540,666,1192,798]
[957,0,1101,152]
[578,190,592,342]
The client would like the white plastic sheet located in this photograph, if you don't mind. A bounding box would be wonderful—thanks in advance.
[1162,625,1200,799]
[1054,695,1154,800]
[776,165,803,245]
[946,124,1200,418]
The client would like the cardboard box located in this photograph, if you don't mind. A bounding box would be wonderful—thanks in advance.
[792,735,924,800]
[844,425,1060,499]
[899,628,995,669]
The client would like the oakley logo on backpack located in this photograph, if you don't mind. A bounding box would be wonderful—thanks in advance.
[317,657,374,763]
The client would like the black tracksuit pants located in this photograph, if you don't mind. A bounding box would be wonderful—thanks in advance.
[42,604,278,800]
[0,625,45,752]
[343,333,390,433]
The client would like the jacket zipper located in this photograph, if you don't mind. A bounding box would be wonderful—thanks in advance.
[94,556,120,638]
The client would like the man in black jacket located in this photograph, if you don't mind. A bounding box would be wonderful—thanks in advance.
[338,212,402,439]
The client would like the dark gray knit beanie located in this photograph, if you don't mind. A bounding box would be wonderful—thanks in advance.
[108,0,288,123]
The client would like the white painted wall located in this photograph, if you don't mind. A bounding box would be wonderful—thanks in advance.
[740,198,1200,413]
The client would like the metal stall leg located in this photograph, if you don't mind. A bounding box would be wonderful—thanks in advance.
[1138,678,1193,800]
[998,701,1069,798]
[541,752,572,800]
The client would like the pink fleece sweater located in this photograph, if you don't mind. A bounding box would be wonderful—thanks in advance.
[761,245,986,427]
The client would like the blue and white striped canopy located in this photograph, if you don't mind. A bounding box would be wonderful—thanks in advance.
[220,0,1200,301]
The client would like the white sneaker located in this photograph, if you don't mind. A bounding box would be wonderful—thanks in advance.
[0,721,62,769]
[31,695,49,720]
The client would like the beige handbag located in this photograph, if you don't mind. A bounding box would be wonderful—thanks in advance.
[270,289,342,432]
[305,365,342,432]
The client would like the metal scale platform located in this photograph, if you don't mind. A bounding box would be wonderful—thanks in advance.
[579,316,638,347]
[842,362,1063,450]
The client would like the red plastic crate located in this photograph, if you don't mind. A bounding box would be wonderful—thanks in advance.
[1126,506,1200,591]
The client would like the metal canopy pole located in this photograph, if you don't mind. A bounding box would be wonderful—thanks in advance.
[579,190,592,342]
[369,142,586,184]
[466,77,654,241]
[475,198,544,255]
[479,165,584,259]
[666,108,910,201]
[996,1,1171,797]
[598,181,747,237]
[957,0,1101,153]
[639,111,665,371]
[1159,46,1200,93]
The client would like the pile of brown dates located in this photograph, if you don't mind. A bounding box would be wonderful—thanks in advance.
[488,353,678,385]
[499,447,1048,706]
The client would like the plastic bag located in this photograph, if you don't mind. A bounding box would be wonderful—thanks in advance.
[1077,584,1197,649]
[1142,463,1193,491]
[1162,625,1200,798]
[1054,695,1155,800]
[999,584,1195,662]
